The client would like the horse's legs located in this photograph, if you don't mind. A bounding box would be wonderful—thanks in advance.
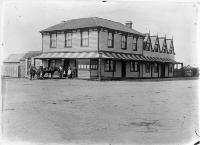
[60,72,62,79]
[42,72,44,78]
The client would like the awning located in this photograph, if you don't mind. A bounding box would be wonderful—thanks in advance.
[35,52,100,59]
[102,52,139,60]
[35,51,179,63]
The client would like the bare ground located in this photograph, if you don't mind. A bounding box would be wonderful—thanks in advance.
[1,78,199,145]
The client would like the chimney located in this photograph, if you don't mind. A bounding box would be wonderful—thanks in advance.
[125,21,133,29]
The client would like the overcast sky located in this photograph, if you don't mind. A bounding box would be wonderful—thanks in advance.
[1,0,200,67]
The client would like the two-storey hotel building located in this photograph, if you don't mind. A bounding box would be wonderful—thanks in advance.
[35,17,182,79]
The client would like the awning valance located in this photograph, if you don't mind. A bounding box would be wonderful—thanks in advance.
[35,52,100,59]
[35,51,178,63]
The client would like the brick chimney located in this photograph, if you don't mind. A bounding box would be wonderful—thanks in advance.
[125,21,133,29]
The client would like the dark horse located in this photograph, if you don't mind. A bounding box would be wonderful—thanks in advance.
[30,66,64,80]
[41,66,64,79]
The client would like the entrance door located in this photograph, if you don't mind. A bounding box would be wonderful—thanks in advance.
[64,59,69,69]
[121,61,126,78]
[161,64,165,78]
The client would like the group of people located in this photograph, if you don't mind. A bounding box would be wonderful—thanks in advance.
[58,65,73,78]
[29,65,75,80]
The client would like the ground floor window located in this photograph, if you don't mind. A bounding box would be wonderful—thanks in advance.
[49,60,56,67]
[130,61,139,72]
[78,64,90,70]
[78,60,90,70]
[104,60,115,72]
[169,64,173,73]
[145,62,150,73]
[154,63,159,73]
[90,59,98,70]
[77,59,98,71]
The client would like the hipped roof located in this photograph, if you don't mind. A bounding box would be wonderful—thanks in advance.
[40,17,143,36]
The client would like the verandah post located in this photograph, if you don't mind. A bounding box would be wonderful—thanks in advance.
[158,63,160,78]
[98,52,102,81]
[112,59,115,78]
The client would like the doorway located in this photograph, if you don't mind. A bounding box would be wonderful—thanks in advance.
[121,61,126,78]
[161,64,165,78]
[64,59,70,70]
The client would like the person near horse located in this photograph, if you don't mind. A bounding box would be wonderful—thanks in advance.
[37,66,43,79]
[67,66,72,78]
[59,65,63,79]
[29,65,35,80]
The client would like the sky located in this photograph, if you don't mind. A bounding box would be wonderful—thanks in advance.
[1,0,200,67]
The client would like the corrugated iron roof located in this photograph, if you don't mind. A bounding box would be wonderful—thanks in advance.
[40,17,143,36]
[3,53,25,63]
[20,51,42,60]
[35,51,177,63]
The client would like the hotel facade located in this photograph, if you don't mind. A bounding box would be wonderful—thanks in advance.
[35,17,182,80]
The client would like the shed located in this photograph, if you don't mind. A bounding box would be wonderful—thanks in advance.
[2,51,42,78]
[3,53,25,77]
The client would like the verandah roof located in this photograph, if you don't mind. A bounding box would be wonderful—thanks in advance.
[34,51,178,63]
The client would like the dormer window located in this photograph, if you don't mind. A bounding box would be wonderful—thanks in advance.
[143,36,151,51]
[121,35,127,50]
[169,40,174,54]
[162,41,167,53]
[50,33,57,48]
[108,32,114,48]
[154,39,159,52]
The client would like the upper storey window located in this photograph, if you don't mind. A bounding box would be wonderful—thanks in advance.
[121,35,127,50]
[108,32,114,48]
[154,38,159,52]
[143,36,151,51]
[50,33,57,48]
[132,36,138,51]
[65,32,72,48]
[81,31,89,47]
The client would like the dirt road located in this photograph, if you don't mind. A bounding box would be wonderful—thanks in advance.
[1,78,199,145]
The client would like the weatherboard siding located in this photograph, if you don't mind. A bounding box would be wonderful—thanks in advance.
[99,60,122,78]
[143,50,175,60]
[42,30,98,53]
[126,62,140,78]
[99,31,143,54]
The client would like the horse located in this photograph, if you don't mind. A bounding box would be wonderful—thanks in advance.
[30,66,65,80]
[41,66,63,79]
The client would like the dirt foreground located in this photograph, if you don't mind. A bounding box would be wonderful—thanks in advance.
[1,78,199,145]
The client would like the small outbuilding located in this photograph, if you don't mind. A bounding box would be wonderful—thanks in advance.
[2,53,25,78]
[2,51,42,78]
